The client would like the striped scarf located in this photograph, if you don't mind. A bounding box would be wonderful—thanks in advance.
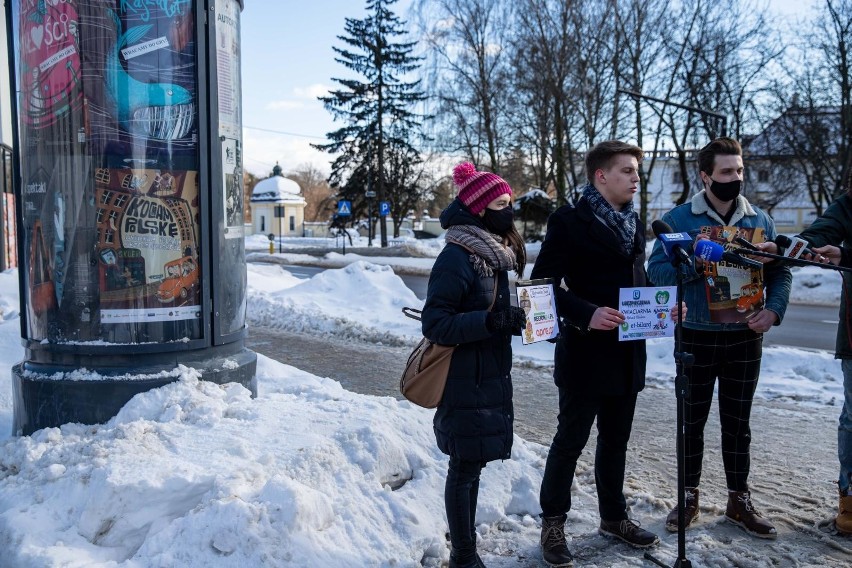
[444,224,516,277]
[582,183,637,255]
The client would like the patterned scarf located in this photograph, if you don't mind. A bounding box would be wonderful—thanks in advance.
[444,224,517,277]
[582,183,637,255]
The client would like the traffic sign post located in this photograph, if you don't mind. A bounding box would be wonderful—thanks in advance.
[365,192,376,248]
[274,205,285,253]
[335,200,352,255]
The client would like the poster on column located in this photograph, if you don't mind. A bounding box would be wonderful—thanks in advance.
[223,138,244,238]
[16,0,87,340]
[83,3,203,331]
[94,167,201,323]
[216,0,242,139]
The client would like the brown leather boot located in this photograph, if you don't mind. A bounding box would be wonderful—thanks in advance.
[725,491,777,539]
[540,514,573,567]
[665,488,699,532]
[837,490,852,535]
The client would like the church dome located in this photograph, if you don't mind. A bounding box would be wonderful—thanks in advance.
[250,165,305,203]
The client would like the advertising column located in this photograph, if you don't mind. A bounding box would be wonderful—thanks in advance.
[8,0,255,435]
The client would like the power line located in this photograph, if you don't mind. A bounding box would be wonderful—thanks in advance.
[243,125,327,140]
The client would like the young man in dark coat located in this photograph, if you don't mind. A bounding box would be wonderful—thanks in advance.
[532,141,660,567]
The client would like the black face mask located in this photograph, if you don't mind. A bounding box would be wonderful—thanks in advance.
[482,206,514,235]
[708,178,742,202]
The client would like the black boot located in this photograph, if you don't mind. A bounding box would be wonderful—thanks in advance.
[449,548,486,568]
[540,514,573,567]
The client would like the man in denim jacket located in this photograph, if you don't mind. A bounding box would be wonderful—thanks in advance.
[647,137,792,539]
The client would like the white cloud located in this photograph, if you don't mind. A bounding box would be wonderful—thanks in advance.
[293,83,331,99]
[265,100,305,111]
[243,130,335,177]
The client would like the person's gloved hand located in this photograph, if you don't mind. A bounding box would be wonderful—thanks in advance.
[486,306,527,335]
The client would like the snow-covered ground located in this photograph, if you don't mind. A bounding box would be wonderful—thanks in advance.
[0,239,849,567]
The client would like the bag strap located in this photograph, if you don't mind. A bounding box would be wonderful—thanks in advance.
[402,274,499,321]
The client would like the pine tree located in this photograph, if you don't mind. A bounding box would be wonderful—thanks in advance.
[313,0,426,246]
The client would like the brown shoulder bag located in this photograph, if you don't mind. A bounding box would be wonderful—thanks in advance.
[399,281,498,408]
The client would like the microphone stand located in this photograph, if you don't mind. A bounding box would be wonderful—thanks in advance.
[645,254,693,568]
[728,247,852,273]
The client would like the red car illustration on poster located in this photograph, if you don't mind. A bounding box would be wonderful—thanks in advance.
[156,256,198,303]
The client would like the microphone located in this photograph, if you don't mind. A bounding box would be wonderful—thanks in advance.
[652,220,692,264]
[694,240,764,270]
[773,234,815,259]
[733,236,759,251]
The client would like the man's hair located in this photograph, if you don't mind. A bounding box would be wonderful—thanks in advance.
[585,141,643,183]
[697,137,742,176]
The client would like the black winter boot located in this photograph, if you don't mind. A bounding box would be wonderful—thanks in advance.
[448,549,486,568]
[540,514,573,567]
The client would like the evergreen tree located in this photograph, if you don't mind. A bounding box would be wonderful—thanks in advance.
[313,0,426,245]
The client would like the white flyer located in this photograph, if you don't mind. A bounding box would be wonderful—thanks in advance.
[516,279,559,345]
[618,286,677,341]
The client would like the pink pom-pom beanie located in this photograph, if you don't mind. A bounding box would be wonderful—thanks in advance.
[452,162,513,215]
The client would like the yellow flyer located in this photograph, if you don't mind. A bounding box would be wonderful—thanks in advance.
[516,279,559,345]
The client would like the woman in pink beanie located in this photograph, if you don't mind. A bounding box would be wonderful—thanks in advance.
[419,162,527,567]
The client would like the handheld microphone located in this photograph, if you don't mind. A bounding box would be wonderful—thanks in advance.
[652,220,692,264]
[694,239,764,270]
[773,234,815,259]
[733,236,759,251]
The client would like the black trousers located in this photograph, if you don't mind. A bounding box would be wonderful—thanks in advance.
[445,456,485,560]
[680,327,763,491]
[539,388,638,521]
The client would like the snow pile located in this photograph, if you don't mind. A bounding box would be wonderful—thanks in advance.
[246,261,422,346]
[0,358,544,567]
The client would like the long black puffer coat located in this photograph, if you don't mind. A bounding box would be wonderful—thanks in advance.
[420,200,514,463]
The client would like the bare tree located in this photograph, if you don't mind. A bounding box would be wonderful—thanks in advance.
[762,0,852,214]
[511,0,573,204]
[286,163,336,222]
[413,0,514,173]
[614,0,672,226]
[652,0,776,205]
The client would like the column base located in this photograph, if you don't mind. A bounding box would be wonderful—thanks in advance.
[11,343,257,436]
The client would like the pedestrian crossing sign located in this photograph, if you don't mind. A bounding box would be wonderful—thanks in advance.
[337,200,352,216]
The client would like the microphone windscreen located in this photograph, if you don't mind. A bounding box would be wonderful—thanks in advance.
[651,219,673,238]
[694,239,724,262]
[773,234,793,248]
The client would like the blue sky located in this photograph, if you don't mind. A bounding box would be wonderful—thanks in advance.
[241,0,413,177]
[239,0,808,178]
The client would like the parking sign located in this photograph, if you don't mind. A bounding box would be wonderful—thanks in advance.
[379,201,390,216]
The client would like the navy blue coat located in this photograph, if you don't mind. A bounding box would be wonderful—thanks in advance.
[421,201,514,463]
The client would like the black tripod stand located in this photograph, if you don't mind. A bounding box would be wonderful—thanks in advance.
[645,253,694,568]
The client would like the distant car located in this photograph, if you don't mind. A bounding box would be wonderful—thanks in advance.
[413,230,439,239]
[736,283,763,313]
[157,256,199,303]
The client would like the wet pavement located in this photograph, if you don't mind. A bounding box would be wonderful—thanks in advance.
[245,326,560,445]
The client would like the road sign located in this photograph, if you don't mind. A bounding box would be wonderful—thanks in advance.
[337,200,352,216]
[379,201,390,216]
[365,190,376,198]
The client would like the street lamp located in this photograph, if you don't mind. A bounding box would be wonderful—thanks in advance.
[616,88,728,137]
